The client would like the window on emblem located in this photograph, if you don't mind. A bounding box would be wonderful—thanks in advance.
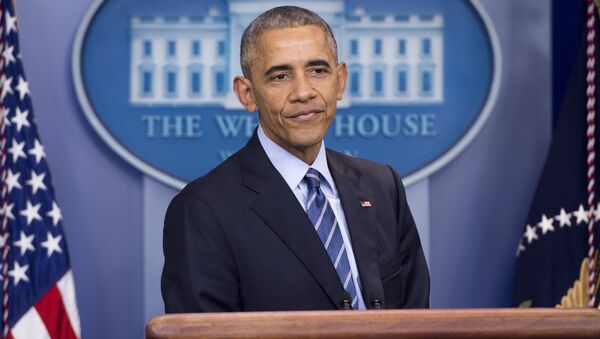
[398,39,406,56]
[167,72,177,94]
[192,41,201,57]
[190,71,201,95]
[143,71,152,94]
[373,70,383,95]
[167,40,176,57]
[218,40,226,56]
[215,71,225,95]
[143,41,152,58]
[374,39,382,56]
[422,38,431,57]
[163,67,178,97]
[138,64,155,97]
[351,71,361,96]
[349,64,362,97]
[350,39,359,56]
[421,70,432,95]
[398,70,408,94]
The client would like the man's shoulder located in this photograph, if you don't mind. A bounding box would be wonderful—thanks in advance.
[325,148,405,201]
[326,148,396,178]
[180,149,245,198]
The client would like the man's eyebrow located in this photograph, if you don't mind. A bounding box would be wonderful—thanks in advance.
[263,59,333,78]
[306,59,332,68]
[264,64,292,77]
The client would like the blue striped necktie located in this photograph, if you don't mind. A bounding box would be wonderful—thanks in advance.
[304,168,358,309]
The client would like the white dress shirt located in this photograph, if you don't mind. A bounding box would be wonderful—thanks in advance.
[257,126,366,310]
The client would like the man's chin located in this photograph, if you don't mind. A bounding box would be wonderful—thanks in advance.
[290,136,325,149]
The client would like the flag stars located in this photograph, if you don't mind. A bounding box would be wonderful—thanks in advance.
[13,231,34,256]
[555,208,572,228]
[26,170,47,194]
[0,233,7,248]
[5,169,22,193]
[47,202,62,226]
[19,200,42,225]
[1,106,10,126]
[15,76,30,101]
[28,139,46,164]
[573,204,589,224]
[1,202,15,220]
[41,232,62,257]
[5,11,18,35]
[521,203,600,254]
[524,224,538,244]
[2,44,15,66]
[594,203,600,222]
[516,241,526,257]
[1,75,13,101]
[11,107,30,132]
[8,261,29,286]
[537,214,555,235]
[7,139,26,162]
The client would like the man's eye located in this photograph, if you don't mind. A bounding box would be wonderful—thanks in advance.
[271,73,288,81]
[311,68,329,75]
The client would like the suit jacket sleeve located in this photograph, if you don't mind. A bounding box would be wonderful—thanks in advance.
[161,191,241,313]
[388,165,430,308]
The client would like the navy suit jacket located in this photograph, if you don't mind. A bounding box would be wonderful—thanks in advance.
[161,132,430,312]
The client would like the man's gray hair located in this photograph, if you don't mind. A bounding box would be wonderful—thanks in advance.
[240,6,338,78]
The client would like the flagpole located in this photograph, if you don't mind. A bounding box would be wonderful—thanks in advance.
[586,0,598,308]
[0,0,9,335]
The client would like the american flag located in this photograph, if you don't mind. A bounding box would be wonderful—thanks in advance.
[513,0,600,308]
[0,0,81,338]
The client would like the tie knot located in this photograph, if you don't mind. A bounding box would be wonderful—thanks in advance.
[304,168,321,191]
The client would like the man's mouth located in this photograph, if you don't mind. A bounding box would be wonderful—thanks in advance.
[287,109,324,120]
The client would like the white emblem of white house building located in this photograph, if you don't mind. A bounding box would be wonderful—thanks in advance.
[74,0,499,189]
[129,2,444,108]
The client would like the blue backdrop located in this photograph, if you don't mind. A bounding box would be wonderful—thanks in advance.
[16,0,555,338]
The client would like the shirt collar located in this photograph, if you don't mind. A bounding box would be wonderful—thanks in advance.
[257,125,337,194]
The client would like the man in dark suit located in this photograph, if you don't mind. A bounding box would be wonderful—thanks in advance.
[161,6,429,312]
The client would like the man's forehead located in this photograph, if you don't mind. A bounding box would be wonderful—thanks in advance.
[254,26,334,63]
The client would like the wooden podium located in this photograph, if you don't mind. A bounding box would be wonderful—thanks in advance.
[146,308,600,338]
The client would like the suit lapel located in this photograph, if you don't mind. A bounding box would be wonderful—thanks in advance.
[240,134,346,309]
[327,151,384,308]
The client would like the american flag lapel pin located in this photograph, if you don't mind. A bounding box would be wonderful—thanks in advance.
[360,200,372,208]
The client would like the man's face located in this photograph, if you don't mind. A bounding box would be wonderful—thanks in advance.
[235,25,347,163]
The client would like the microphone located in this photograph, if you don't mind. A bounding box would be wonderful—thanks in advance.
[341,291,352,310]
[369,294,382,309]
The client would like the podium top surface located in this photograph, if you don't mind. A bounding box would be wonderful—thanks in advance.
[146,308,600,338]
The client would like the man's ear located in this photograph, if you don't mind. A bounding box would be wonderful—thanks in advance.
[335,62,348,101]
[233,76,257,112]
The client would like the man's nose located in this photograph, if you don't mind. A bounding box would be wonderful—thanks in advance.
[289,74,317,102]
